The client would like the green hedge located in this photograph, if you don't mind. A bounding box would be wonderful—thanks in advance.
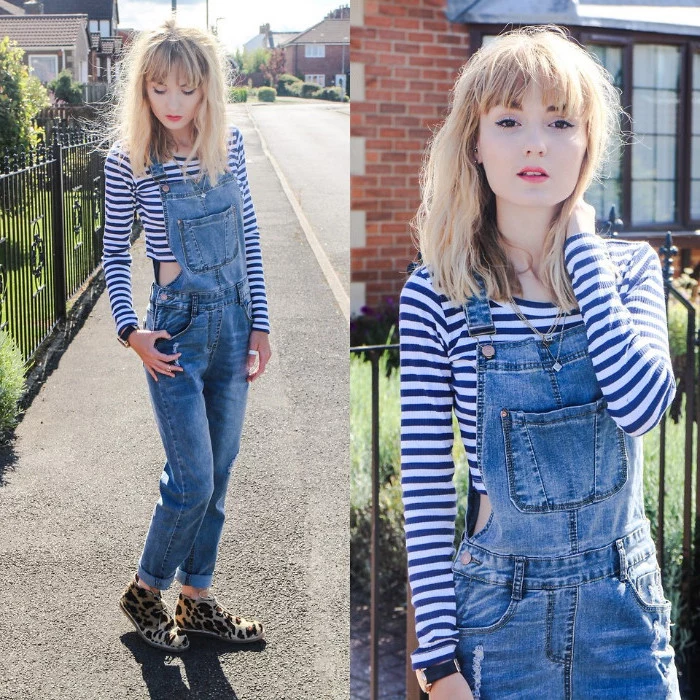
[301,82,321,98]
[0,330,25,438]
[257,86,276,102]
[228,87,248,103]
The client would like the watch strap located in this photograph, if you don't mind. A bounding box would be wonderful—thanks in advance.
[423,658,461,685]
[118,324,138,346]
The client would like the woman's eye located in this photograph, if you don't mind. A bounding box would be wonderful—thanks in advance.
[552,119,574,129]
[183,89,196,96]
[153,88,166,95]
[495,118,518,128]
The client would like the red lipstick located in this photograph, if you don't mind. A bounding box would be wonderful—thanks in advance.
[166,115,182,122]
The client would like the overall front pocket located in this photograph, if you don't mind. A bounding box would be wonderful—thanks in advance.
[501,397,628,513]
[177,205,240,274]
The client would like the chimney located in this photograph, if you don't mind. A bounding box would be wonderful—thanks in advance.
[259,23,270,35]
[23,1,44,14]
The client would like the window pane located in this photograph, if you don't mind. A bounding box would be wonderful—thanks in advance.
[691,53,700,220]
[631,44,680,224]
[586,44,624,220]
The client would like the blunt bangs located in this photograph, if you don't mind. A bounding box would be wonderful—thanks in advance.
[143,37,207,88]
[473,37,593,124]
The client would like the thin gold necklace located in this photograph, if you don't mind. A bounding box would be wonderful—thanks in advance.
[508,297,567,371]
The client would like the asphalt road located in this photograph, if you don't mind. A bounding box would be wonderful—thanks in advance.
[247,100,350,295]
[0,103,349,699]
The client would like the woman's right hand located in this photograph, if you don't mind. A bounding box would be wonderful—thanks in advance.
[429,672,474,700]
[128,329,184,381]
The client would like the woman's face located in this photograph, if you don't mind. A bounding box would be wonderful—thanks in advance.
[476,84,587,216]
[146,68,203,142]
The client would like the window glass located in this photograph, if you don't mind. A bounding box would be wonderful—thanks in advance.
[691,53,700,219]
[586,45,624,224]
[631,44,680,225]
[305,45,325,58]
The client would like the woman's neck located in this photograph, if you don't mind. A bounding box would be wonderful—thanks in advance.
[496,198,557,302]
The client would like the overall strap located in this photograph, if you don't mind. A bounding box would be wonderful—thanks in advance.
[463,276,495,337]
[148,156,168,183]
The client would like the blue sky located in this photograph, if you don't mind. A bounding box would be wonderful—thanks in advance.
[117,0,346,52]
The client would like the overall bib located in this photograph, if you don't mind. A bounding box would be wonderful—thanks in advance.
[136,159,253,591]
[452,290,679,699]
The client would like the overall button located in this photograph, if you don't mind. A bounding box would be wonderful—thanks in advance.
[481,344,495,359]
[159,293,168,301]
[460,551,472,565]
[161,184,170,192]
[500,409,508,418]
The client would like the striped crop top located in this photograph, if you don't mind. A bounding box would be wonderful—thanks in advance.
[102,126,269,335]
[399,232,676,669]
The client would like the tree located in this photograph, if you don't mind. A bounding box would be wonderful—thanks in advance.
[263,48,286,88]
[242,47,269,76]
[48,70,83,105]
[0,37,49,151]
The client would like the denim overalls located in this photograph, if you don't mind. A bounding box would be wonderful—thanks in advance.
[136,158,253,591]
[452,289,679,699]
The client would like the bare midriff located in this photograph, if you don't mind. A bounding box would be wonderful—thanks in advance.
[158,260,181,286]
[473,494,492,537]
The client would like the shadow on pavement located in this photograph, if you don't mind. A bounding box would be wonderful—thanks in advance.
[122,632,266,699]
[0,438,18,487]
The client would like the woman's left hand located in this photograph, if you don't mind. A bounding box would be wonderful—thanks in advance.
[247,330,272,382]
[566,198,596,239]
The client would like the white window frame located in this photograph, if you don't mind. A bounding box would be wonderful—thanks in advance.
[305,74,325,86]
[305,44,325,58]
[28,54,58,83]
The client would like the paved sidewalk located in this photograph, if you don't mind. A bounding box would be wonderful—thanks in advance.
[0,105,348,700]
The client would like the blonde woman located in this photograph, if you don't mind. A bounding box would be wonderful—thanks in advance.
[103,21,270,651]
[400,26,679,698]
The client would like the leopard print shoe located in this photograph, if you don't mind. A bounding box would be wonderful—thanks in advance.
[175,592,265,643]
[119,575,190,652]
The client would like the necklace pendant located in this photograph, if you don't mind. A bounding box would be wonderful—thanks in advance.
[552,360,562,372]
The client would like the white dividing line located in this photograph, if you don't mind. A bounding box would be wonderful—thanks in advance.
[248,107,350,323]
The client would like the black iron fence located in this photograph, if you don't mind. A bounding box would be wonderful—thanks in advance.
[0,127,105,363]
[351,232,700,700]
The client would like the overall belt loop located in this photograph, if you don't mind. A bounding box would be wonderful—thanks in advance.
[512,556,526,601]
[616,539,628,582]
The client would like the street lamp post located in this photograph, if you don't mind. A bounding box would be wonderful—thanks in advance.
[172,0,176,15]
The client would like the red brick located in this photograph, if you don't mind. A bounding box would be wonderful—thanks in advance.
[408,32,434,43]
[379,102,407,114]
[366,40,393,53]
[394,42,421,54]
[379,127,406,138]
[380,78,409,90]
[350,102,378,114]
[377,29,408,41]
[352,126,378,138]
[394,18,421,30]
[366,114,394,126]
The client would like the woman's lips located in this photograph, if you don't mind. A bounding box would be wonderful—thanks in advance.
[517,167,549,182]
[166,115,182,122]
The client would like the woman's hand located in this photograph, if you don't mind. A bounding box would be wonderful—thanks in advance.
[566,198,596,239]
[247,330,271,382]
[427,671,474,700]
[128,329,184,382]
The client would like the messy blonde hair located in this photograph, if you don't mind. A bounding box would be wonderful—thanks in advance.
[106,19,231,183]
[414,25,622,309]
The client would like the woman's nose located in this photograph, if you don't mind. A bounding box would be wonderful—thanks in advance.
[523,128,547,157]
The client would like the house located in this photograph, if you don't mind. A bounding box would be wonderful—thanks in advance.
[0,12,90,83]
[0,1,122,85]
[281,5,350,90]
[243,23,299,53]
[350,0,700,313]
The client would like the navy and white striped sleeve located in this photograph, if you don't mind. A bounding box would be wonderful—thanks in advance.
[232,128,270,334]
[399,270,459,669]
[102,146,139,334]
[565,232,676,435]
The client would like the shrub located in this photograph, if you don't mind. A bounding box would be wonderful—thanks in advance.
[229,87,248,103]
[0,331,25,438]
[301,82,321,98]
[48,70,83,105]
[315,86,345,102]
[285,80,303,97]
[350,300,400,374]
[257,86,276,103]
[0,37,49,150]
[277,73,301,96]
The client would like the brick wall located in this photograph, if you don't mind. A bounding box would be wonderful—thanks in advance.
[286,43,349,84]
[350,0,470,313]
